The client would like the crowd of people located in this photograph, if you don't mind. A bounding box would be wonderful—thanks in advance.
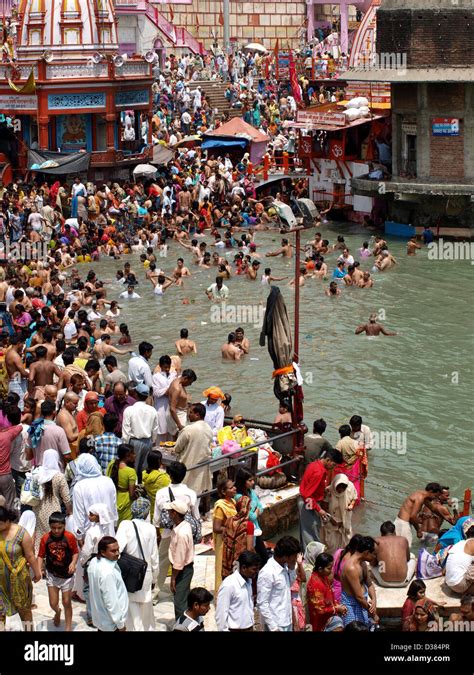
[0,54,470,636]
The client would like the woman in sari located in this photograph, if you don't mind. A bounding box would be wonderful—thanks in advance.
[300,541,326,619]
[334,430,368,505]
[321,474,358,554]
[106,444,137,524]
[212,478,237,593]
[76,410,104,448]
[306,552,347,632]
[49,181,60,207]
[402,598,438,632]
[0,506,41,630]
[221,495,253,579]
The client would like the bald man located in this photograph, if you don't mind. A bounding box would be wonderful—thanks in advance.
[56,392,79,455]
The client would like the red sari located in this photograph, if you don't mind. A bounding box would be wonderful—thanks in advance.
[306,571,337,632]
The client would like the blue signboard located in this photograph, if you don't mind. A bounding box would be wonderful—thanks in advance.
[432,118,460,136]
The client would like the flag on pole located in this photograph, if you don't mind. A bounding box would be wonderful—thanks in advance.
[196,13,200,32]
[218,10,224,26]
[288,49,303,105]
[273,38,279,56]
[8,68,36,94]
[169,5,174,22]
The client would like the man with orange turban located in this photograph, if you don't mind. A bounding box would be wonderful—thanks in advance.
[201,387,225,441]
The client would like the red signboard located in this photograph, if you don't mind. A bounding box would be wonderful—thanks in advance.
[299,136,313,157]
[297,110,346,127]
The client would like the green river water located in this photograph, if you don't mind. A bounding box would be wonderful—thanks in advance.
[89,223,473,538]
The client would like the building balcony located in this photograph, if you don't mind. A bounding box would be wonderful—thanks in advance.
[352,174,474,199]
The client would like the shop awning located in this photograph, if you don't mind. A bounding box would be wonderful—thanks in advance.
[151,144,175,165]
[285,113,386,133]
[28,150,91,174]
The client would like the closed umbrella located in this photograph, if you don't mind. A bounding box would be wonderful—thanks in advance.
[132,163,158,177]
[260,286,294,401]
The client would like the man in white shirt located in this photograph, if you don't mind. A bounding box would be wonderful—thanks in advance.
[71,177,86,199]
[216,551,260,631]
[87,537,129,632]
[350,414,373,451]
[181,110,191,135]
[128,341,154,389]
[119,285,141,300]
[152,461,199,600]
[206,277,229,301]
[201,387,225,442]
[257,536,301,631]
[122,383,158,481]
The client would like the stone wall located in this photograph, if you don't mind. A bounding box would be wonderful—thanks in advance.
[170,0,307,50]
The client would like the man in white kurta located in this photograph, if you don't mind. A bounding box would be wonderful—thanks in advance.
[152,359,177,443]
[173,404,213,495]
[116,498,159,631]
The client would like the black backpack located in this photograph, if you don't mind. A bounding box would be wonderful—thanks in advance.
[159,487,202,545]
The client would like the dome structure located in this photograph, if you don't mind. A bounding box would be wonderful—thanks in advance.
[17,0,118,61]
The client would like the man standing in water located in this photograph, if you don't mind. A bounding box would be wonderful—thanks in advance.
[221,332,243,361]
[175,329,197,356]
[395,483,444,546]
[355,314,397,336]
[265,238,293,258]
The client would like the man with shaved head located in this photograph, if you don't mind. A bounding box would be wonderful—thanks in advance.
[56,392,79,455]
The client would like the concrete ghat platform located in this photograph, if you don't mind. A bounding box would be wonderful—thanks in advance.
[375,576,461,621]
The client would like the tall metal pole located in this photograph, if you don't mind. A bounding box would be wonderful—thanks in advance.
[293,227,301,365]
[223,0,230,53]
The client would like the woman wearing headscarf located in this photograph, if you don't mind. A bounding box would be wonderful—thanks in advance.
[321,474,357,554]
[77,411,104,446]
[221,495,254,580]
[79,502,116,626]
[116,498,159,631]
[402,598,438,632]
[306,552,347,632]
[72,454,118,543]
[32,449,72,554]
[300,541,326,618]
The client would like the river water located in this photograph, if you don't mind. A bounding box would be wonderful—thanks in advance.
[91,223,473,537]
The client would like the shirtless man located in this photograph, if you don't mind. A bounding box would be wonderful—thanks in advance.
[340,536,379,628]
[355,314,396,336]
[28,346,62,399]
[407,237,422,256]
[93,334,130,360]
[375,250,397,271]
[417,486,457,539]
[448,594,474,626]
[173,258,191,286]
[343,265,357,286]
[246,260,261,280]
[221,332,242,360]
[5,335,29,407]
[56,392,79,454]
[373,236,387,256]
[235,327,250,355]
[175,328,197,356]
[358,272,374,289]
[167,368,197,435]
[26,328,56,361]
[394,482,444,546]
[325,281,341,296]
[371,521,416,587]
[265,238,293,258]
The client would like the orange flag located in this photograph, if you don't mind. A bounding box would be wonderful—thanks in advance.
[274,38,280,56]
[196,13,200,31]
[218,11,224,26]
[169,5,174,22]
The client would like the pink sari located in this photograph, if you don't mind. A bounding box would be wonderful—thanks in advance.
[333,447,368,505]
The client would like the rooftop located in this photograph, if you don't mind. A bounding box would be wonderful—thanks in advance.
[344,67,474,83]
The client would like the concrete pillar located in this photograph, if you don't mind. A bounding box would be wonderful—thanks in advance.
[307,0,315,42]
[340,1,349,55]
[465,84,474,179]
[417,83,430,179]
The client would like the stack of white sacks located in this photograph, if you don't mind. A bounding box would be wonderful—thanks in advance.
[343,96,371,122]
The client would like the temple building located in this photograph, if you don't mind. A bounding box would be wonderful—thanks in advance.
[347,0,474,226]
[0,0,154,179]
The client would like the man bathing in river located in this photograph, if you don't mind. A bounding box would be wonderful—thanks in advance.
[395,483,446,547]
[167,368,197,436]
[355,314,396,336]
[175,328,197,356]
